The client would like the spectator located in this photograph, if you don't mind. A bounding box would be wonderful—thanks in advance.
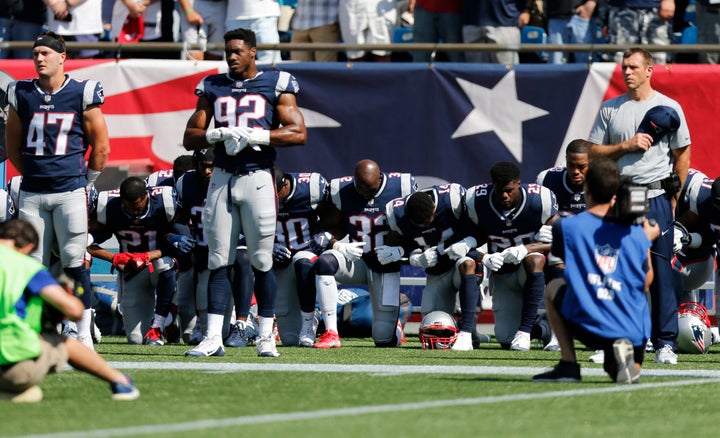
[88,176,185,345]
[290,0,340,62]
[45,0,104,58]
[182,28,307,358]
[465,162,560,350]
[273,169,331,346]
[384,185,481,350]
[0,218,139,402]
[177,0,227,60]
[532,158,659,384]
[338,0,398,62]
[534,0,597,64]
[588,47,691,365]
[278,0,296,33]
[313,159,416,348]
[5,31,109,350]
[225,0,281,64]
[606,0,674,64]
[110,0,179,59]
[409,0,464,63]
[696,0,720,64]
[462,0,524,64]
[0,0,46,59]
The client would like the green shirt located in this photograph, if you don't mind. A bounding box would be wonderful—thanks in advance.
[0,244,54,365]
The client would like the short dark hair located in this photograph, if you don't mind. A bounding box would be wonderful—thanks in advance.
[119,176,148,202]
[405,191,434,225]
[623,47,654,66]
[565,139,591,156]
[585,158,619,203]
[274,166,286,192]
[490,162,521,187]
[173,155,194,180]
[224,28,257,47]
[0,218,39,250]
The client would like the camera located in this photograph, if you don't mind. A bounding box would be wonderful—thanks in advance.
[614,178,649,224]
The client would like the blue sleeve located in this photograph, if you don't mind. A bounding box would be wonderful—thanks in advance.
[26,270,59,297]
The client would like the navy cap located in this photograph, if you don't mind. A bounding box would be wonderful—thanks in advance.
[637,105,681,145]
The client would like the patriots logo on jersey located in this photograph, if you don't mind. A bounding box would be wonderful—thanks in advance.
[595,244,618,274]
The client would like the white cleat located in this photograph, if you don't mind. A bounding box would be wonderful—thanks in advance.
[509,330,531,351]
[451,331,474,351]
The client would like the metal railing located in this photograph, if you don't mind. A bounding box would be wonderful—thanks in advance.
[3,41,718,58]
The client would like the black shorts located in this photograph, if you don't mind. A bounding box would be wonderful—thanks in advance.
[553,283,645,366]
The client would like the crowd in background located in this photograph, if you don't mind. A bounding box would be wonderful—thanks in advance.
[1,0,718,64]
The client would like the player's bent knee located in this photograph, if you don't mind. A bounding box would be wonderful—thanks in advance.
[315,252,339,275]
[250,252,273,272]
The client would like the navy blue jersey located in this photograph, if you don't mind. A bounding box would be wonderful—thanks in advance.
[386,183,468,275]
[175,170,209,245]
[196,70,300,173]
[330,172,416,272]
[537,167,585,216]
[145,169,175,188]
[93,185,177,253]
[0,188,14,222]
[175,170,210,270]
[554,211,652,346]
[7,76,104,193]
[465,183,558,253]
[276,172,329,253]
[678,169,708,217]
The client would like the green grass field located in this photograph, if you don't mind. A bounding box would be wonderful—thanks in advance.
[4,335,720,438]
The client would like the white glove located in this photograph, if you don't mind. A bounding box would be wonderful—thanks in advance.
[534,224,553,243]
[482,253,504,272]
[272,243,292,263]
[502,245,528,264]
[205,127,234,144]
[224,136,249,156]
[409,247,438,268]
[444,237,477,260]
[374,245,404,265]
[332,241,365,261]
[246,127,270,145]
[673,225,684,253]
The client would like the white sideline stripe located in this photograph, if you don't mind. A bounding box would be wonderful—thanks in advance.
[20,377,720,438]
[107,361,720,379]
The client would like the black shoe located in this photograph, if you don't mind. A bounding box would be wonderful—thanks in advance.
[532,361,581,382]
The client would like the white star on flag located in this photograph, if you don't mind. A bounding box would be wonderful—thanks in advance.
[451,71,549,162]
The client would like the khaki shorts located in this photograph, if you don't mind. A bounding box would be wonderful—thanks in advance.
[0,333,68,393]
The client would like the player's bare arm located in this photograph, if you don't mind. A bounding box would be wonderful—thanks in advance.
[183,95,213,150]
[271,93,307,147]
[84,104,110,171]
[588,134,653,161]
[5,106,24,174]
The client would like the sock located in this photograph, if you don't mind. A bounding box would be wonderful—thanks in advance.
[206,313,225,339]
[458,274,480,333]
[76,308,93,337]
[519,272,545,333]
[152,314,166,329]
[316,275,338,333]
[301,311,315,331]
[258,315,274,339]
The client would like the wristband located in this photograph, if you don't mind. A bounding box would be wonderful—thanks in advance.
[87,168,101,184]
[185,7,194,15]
